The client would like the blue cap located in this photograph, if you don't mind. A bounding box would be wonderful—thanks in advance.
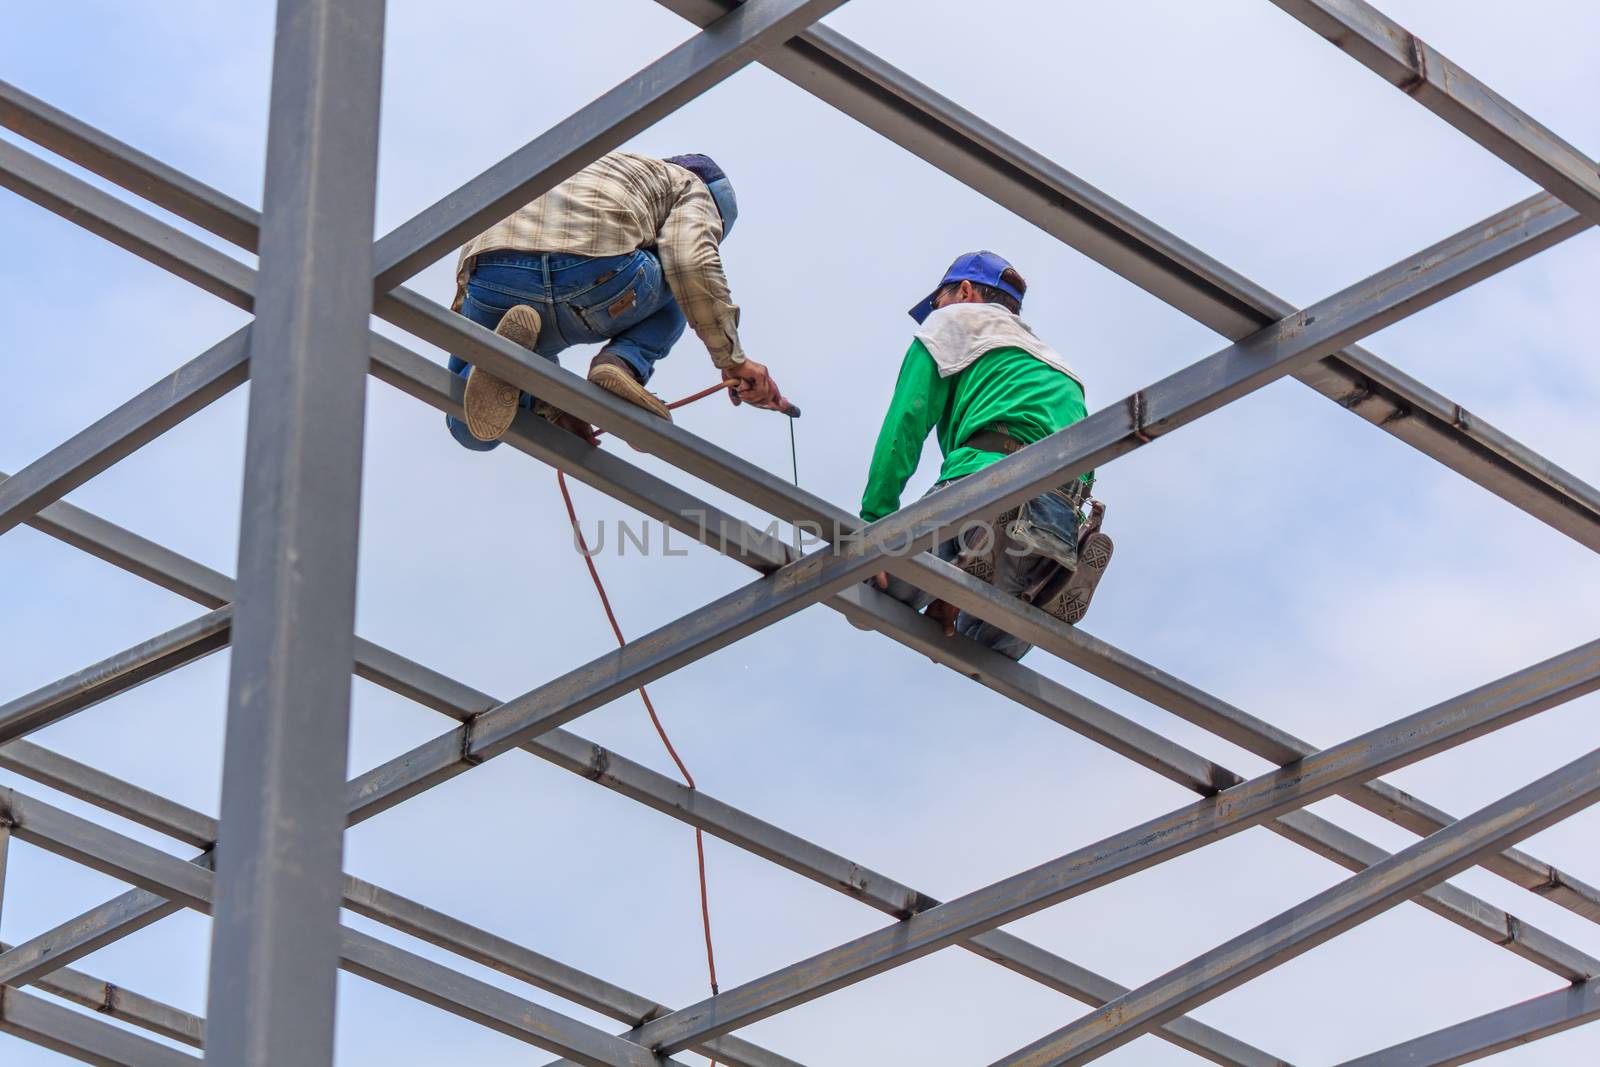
[706,176,737,239]
[908,250,1024,324]
[667,154,736,239]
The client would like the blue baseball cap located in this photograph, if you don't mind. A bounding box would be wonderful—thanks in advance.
[666,153,737,239]
[908,250,1024,323]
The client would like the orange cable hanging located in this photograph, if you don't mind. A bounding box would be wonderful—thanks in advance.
[556,380,731,1022]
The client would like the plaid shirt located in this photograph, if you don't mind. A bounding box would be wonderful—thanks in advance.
[454,152,744,368]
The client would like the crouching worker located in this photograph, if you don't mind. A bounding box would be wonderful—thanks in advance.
[445,152,787,449]
[860,251,1112,660]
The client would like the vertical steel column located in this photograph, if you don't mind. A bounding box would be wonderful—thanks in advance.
[203,1,385,1064]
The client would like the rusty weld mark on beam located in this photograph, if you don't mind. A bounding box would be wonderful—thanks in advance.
[583,743,611,782]
[459,717,485,767]
[1399,32,1430,95]
[1127,391,1154,444]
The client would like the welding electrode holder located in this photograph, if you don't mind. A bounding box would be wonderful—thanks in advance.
[726,383,801,418]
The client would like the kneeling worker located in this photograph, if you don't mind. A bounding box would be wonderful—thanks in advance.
[860,251,1112,660]
[446,151,787,449]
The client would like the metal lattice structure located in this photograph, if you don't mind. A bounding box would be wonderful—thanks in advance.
[1,0,1597,1063]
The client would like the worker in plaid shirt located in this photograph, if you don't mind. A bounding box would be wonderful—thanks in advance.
[446,152,786,449]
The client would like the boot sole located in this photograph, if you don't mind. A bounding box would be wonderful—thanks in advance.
[463,305,541,442]
[588,363,672,421]
[1055,532,1113,625]
[463,367,521,441]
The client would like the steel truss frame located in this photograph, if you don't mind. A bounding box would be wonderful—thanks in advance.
[0,0,1595,1062]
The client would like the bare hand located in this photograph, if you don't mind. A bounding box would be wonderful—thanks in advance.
[873,571,889,591]
[722,359,786,411]
[925,599,958,638]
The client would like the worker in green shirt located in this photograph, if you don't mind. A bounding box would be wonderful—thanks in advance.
[861,251,1112,659]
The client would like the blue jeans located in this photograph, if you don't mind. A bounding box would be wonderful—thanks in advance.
[446,249,688,450]
[880,478,1080,661]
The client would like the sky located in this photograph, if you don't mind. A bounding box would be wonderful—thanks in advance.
[1,1,1598,1064]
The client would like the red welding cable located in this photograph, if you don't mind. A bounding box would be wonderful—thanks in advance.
[592,380,729,440]
[555,381,727,1010]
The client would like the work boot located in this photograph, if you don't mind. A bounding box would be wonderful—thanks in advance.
[952,506,1019,586]
[463,305,541,441]
[1051,531,1113,625]
[588,352,671,421]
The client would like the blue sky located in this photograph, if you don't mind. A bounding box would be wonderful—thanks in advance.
[2,1,1598,1063]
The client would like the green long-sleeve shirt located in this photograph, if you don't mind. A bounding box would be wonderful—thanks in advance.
[860,339,1088,523]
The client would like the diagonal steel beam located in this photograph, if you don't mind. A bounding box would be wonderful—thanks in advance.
[1,939,204,1049]
[651,0,1600,554]
[994,745,1600,1066]
[1269,0,1600,228]
[0,984,199,1067]
[3,8,1587,1062]
[350,192,1586,822]
[3,85,1587,1062]
[12,455,1597,1066]
[0,500,1286,1067]
[3,128,1597,1012]
[0,609,231,745]
[369,0,851,291]
[0,79,262,251]
[1338,980,1600,1066]
[0,330,249,538]
[892,542,1600,925]
[565,638,1600,1054]
[0,487,1283,1067]
[0,787,696,1067]
[0,739,802,1067]
[0,138,256,309]
[12,127,1600,991]
[6,123,1593,966]
[2,129,1598,953]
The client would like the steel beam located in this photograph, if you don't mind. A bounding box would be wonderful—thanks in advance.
[3,137,1597,1026]
[0,609,231,745]
[15,10,1600,569]
[0,740,801,1067]
[1,940,204,1049]
[1,210,1592,987]
[1338,980,1600,1066]
[0,139,255,309]
[370,0,850,290]
[0,787,694,1067]
[0,985,199,1067]
[994,746,1600,1066]
[651,0,1600,553]
[6,73,1593,1062]
[1,488,1287,1067]
[14,481,1597,1067]
[1269,0,1600,228]
[1,137,1596,950]
[201,2,386,1063]
[0,78,261,251]
[0,890,187,993]
[0,742,211,851]
[0,330,250,538]
[892,544,1600,925]
[354,193,1586,820]
[573,639,1600,1054]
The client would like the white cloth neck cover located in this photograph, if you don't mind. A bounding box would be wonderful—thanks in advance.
[913,302,1082,388]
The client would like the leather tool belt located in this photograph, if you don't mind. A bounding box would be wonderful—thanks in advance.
[960,426,1092,509]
